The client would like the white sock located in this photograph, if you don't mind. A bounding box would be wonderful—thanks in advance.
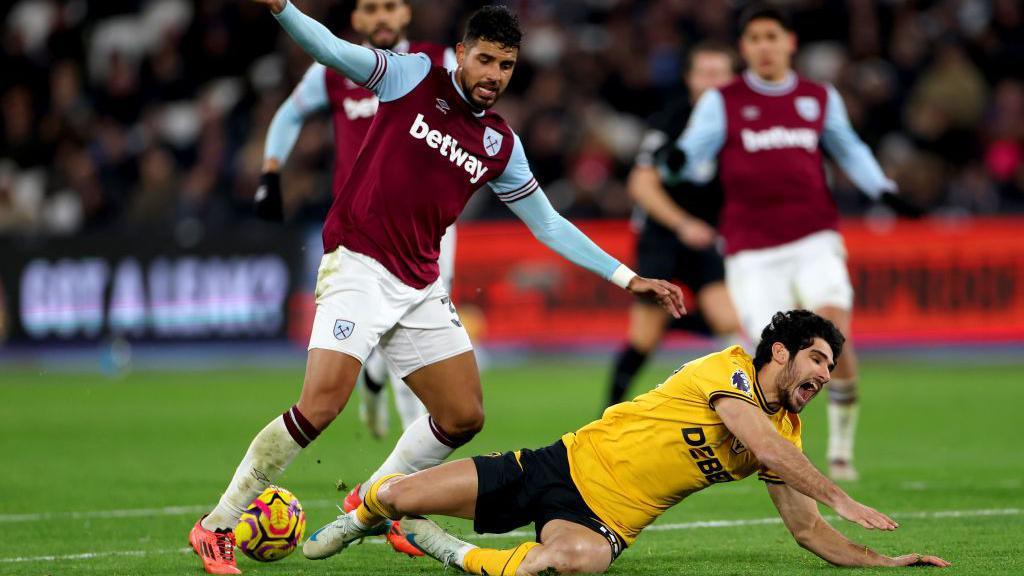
[455,543,477,568]
[392,372,428,430]
[358,414,453,500]
[364,349,388,385]
[827,402,859,463]
[202,413,305,531]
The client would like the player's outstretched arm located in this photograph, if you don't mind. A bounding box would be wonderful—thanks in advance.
[253,0,376,82]
[820,85,923,217]
[256,64,330,221]
[494,134,685,317]
[504,190,685,318]
[714,397,896,530]
[767,483,951,567]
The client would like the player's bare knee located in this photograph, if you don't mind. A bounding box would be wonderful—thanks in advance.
[297,397,345,430]
[375,477,409,515]
[436,406,485,439]
[529,540,610,574]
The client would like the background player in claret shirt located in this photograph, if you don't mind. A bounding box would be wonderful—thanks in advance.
[187,1,685,574]
[666,5,923,482]
[257,0,456,443]
[606,41,743,408]
[325,311,948,575]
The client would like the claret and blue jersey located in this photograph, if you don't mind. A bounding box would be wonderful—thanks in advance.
[274,1,626,290]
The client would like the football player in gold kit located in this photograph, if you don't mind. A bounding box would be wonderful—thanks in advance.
[307,310,949,574]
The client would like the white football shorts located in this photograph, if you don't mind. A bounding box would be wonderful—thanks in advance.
[308,246,472,378]
[725,230,853,342]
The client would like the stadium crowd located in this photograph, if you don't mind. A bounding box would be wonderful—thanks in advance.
[1,0,1022,235]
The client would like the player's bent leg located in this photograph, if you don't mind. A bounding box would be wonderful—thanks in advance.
[376,458,480,519]
[194,349,360,573]
[697,281,743,338]
[517,519,614,575]
[296,348,363,430]
[815,305,860,481]
[608,303,667,406]
[404,350,484,439]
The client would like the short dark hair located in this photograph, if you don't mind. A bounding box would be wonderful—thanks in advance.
[738,3,793,35]
[463,5,522,49]
[686,40,740,74]
[752,310,845,372]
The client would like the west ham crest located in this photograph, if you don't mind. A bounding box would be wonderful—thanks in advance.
[333,319,355,340]
[795,96,820,122]
[483,127,503,157]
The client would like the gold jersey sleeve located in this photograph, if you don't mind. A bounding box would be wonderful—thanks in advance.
[562,345,802,545]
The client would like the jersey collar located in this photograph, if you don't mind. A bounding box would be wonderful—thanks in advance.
[752,372,781,414]
[743,70,797,97]
[450,70,486,118]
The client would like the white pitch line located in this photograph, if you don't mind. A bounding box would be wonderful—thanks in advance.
[0,500,340,524]
[1,508,1018,564]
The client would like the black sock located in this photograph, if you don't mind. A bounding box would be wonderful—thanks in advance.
[608,344,648,407]
[364,369,385,395]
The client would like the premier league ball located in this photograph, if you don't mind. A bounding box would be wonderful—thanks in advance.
[235,486,306,562]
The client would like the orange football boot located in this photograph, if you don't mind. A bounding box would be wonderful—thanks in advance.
[189,516,241,574]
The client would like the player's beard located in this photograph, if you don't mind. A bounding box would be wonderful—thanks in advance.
[459,74,501,111]
[779,360,810,413]
[369,25,400,50]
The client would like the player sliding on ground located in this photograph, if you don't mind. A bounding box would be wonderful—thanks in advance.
[188,1,685,574]
[311,310,950,574]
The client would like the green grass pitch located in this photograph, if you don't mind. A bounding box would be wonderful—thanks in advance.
[2,355,1022,575]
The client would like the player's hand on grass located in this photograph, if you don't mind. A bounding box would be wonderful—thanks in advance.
[254,172,284,222]
[251,0,287,14]
[675,217,716,250]
[888,553,951,567]
[834,496,898,531]
[627,277,686,318]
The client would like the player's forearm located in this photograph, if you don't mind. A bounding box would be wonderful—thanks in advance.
[264,98,307,170]
[755,437,846,509]
[273,1,377,84]
[506,192,630,287]
[627,166,690,230]
[798,518,893,567]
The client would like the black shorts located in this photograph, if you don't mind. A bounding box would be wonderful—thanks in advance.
[472,439,625,560]
[635,222,725,294]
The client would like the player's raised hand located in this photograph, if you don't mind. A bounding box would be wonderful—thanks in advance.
[627,277,686,318]
[250,0,287,14]
[834,496,898,531]
[888,554,951,567]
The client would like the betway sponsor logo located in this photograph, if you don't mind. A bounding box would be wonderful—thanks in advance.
[409,114,488,184]
[343,97,378,120]
[741,127,818,153]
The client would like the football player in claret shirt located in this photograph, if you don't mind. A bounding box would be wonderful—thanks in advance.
[606,41,743,409]
[318,311,949,575]
[188,1,685,573]
[664,4,923,482]
[258,0,454,458]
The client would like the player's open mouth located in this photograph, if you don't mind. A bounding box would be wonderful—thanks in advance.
[796,381,816,403]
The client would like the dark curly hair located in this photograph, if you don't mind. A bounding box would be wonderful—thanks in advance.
[463,5,522,50]
[738,3,794,35]
[752,310,845,372]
